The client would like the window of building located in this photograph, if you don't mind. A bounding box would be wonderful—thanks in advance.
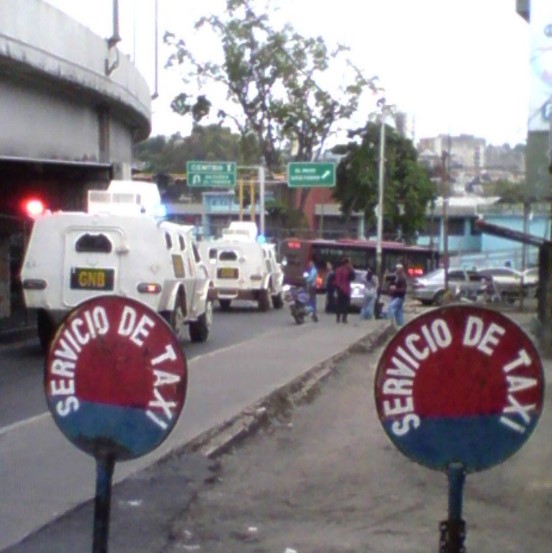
[448,218,465,236]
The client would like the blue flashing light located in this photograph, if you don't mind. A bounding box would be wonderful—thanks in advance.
[155,203,167,218]
[257,234,266,244]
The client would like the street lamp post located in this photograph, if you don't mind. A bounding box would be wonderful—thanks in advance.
[376,117,386,280]
[375,99,395,281]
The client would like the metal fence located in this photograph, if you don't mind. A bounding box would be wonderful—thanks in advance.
[449,247,539,270]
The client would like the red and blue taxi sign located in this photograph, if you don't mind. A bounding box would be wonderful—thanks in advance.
[374,305,544,473]
[45,296,187,461]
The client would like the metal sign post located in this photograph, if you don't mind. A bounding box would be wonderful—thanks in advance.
[93,455,115,553]
[45,295,188,553]
[440,463,466,553]
[374,305,544,552]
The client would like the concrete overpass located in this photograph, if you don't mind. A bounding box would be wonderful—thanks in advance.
[0,0,151,319]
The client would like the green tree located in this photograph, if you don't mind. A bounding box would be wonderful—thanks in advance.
[332,122,435,244]
[134,125,258,173]
[481,179,525,203]
[164,0,379,212]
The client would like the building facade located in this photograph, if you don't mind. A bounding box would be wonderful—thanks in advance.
[0,0,151,319]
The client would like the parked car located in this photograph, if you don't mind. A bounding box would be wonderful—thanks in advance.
[522,267,539,297]
[410,268,489,306]
[476,267,526,303]
[350,270,368,312]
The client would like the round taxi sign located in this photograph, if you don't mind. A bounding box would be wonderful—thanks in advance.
[45,296,187,461]
[374,305,544,473]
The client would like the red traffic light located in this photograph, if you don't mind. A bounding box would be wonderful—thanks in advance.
[22,198,46,218]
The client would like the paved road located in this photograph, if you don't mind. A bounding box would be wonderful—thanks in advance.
[0,302,388,551]
[0,302,290,428]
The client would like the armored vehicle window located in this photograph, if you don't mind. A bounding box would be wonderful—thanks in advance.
[192,243,201,263]
[165,232,173,249]
[178,235,185,250]
[220,250,238,261]
[208,248,217,260]
[75,233,112,253]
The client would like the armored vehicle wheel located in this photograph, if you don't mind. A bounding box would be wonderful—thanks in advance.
[271,292,284,309]
[258,289,270,312]
[219,299,232,311]
[37,310,56,353]
[167,290,187,341]
[190,300,213,343]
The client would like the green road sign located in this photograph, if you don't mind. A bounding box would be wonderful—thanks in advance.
[287,162,336,187]
[186,161,237,187]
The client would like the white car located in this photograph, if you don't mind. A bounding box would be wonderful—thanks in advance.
[21,180,214,350]
[522,267,539,297]
[200,222,284,311]
[350,270,368,312]
[410,268,489,305]
[476,267,526,302]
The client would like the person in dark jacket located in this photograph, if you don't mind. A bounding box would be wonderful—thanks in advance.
[333,257,355,323]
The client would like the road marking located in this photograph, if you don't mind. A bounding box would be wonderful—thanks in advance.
[189,326,295,364]
[0,412,50,437]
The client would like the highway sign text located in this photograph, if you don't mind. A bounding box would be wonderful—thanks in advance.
[287,162,336,188]
[187,161,237,187]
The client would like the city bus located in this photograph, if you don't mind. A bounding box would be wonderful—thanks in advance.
[279,237,439,289]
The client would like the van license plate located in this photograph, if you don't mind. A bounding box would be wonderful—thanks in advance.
[218,267,238,279]
[70,268,115,290]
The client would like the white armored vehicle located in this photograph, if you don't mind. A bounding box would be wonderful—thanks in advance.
[21,180,213,350]
[200,222,284,311]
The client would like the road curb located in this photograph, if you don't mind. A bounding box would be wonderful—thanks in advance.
[182,322,395,459]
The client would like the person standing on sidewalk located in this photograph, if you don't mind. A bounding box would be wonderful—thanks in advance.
[360,268,378,320]
[324,261,336,313]
[334,257,355,323]
[387,264,407,327]
[305,260,319,322]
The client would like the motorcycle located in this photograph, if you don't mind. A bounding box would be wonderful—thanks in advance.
[283,284,312,324]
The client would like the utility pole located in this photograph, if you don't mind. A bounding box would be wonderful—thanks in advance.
[441,150,449,292]
[258,165,265,236]
[376,112,386,281]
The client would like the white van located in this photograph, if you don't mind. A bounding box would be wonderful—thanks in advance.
[200,222,284,311]
[21,180,213,350]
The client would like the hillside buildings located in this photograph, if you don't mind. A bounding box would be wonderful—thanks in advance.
[417,134,525,195]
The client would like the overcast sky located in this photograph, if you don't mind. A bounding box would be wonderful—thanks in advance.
[44,0,530,146]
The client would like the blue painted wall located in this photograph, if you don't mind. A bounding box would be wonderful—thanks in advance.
[416,208,550,269]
